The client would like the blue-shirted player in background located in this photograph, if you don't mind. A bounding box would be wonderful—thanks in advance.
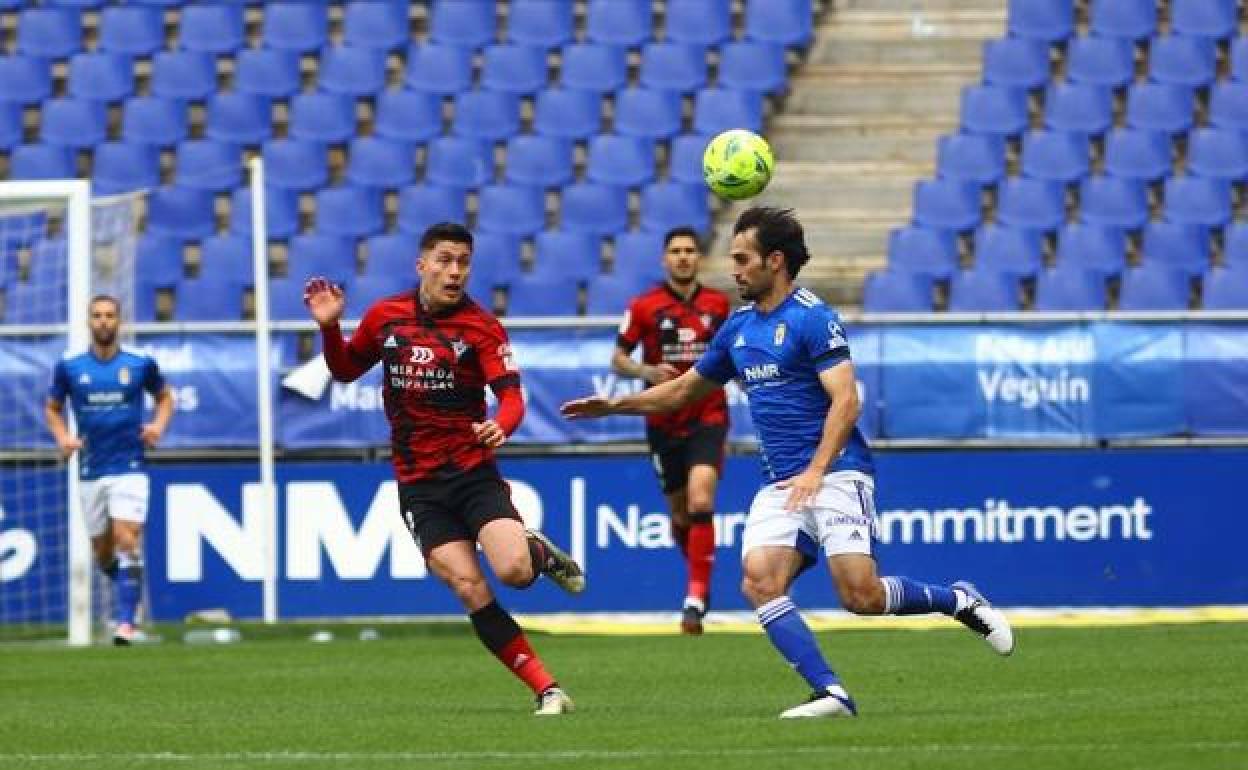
[45,295,174,645]
[563,207,1014,718]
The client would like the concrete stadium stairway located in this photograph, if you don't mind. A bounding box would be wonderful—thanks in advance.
[706,0,1006,308]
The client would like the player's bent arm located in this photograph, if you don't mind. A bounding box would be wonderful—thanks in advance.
[319,323,373,382]
[611,347,647,381]
[805,361,862,475]
[43,398,74,447]
[152,385,175,431]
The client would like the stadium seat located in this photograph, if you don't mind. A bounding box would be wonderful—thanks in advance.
[1140,221,1211,275]
[1117,265,1190,310]
[424,136,492,189]
[935,132,1007,188]
[205,93,273,146]
[506,274,581,316]
[1125,83,1195,135]
[532,88,603,141]
[982,38,1052,91]
[374,89,442,144]
[229,186,300,240]
[395,184,467,237]
[174,139,242,192]
[346,272,411,318]
[1065,35,1136,89]
[405,43,474,96]
[959,84,1029,137]
[718,42,789,96]
[586,272,659,314]
[640,182,710,234]
[151,51,216,101]
[1020,129,1090,185]
[318,46,388,98]
[1185,127,1248,182]
[67,52,134,104]
[45,0,107,8]
[997,177,1066,232]
[1208,83,1248,131]
[1202,265,1248,309]
[480,44,548,96]
[200,235,252,278]
[559,43,628,94]
[472,231,524,280]
[1231,39,1248,83]
[0,103,21,151]
[561,183,629,236]
[1089,0,1157,42]
[262,3,329,54]
[40,98,107,150]
[343,1,410,53]
[9,144,75,181]
[18,8,82,59]
[587,135,657,188]
[227,50,299,101]
[178,5,244,55]
[1033,266,1108,311]
[120,96,187,149]
[98,6,163,57]
[452,91,521,142]
[289,93,357,144]
[1224,222,1248,267]
[612,230,667,284]
[639,42,708,94]
[1147,35,1217,89]
[346,136,417,189]
[429,0,496,48]
[692,88,764,135]
[136,233,186,288]
[744,0,814,48]
[1079,175,1149,229]
[948,269,1021,311]
[5,283,66,323]
[263,276,314,321]
[532,230,602,281]
[503,135,574,188]
[286,234,356,284]
[586,0,653,48]
[262,138,329,192]
[314,186,384,239]
[862,269,934,312]
[973,222,1045,277]
[147,186,215,240]
[476,184,546,237]
[1007,0,1075,43]
[912,178,981,232]
[1056,221,1128,275]
[612,88,683,141]
[1102,127,1172,183]
[362,233,417,277]
[508,0,574,49]
[1162,176,1232,228]
[0,55,52,105]
[24,237,69,290]
[886,225,959,279]
[1043,81,1114,137]
[1171,0,1238,40]
[667,0,732,46]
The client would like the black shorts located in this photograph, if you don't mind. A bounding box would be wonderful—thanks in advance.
[396,463,522,555]
[646,424,728,494]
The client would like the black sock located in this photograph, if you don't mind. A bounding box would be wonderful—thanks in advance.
[469,600,521,656]
[524,536,548,587]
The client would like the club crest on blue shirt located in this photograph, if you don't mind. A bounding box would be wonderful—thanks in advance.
[118,366,130,386]
[773,323,786,346]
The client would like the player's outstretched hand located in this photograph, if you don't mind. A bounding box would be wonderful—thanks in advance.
[303,277,345,327]
[472,420,506,448]
[776,466,823,512]
[139,422,164,449]
[560,397,614,419]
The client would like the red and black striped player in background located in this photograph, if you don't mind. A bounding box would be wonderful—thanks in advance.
[304,222,585,716]
[613,227,732,634]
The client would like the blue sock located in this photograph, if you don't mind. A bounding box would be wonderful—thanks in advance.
[115,555,142,625]
[757,596,841,692]
[880,576,958,616]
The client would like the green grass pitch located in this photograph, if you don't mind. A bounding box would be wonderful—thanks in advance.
[1,622,1245,770]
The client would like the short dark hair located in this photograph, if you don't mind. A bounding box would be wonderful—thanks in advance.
[89,294,120,312]
[420,222,473,251]
[662,226,702,251]
[733,206,810,279]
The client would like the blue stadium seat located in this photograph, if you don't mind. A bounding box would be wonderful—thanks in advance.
[612,230,666,284]
[231,49,302,100]
[1033,266,1108,311]
[1224,221,1248,267]
[476,184,546,237]
[587,272,659,314]
[1208,82,1248,131]
[18,8,82,59]
[429,0,496,48]
[912,178,981,232]
[1162,176,1232,228]
[286,234,356,283]
[424,136,492,188]
[639,42,708,94]
[263,3,329,54]
[1171,0,1238,40]
[561,183,629,236]
[472,231,524,280]
[200,235,252,278]
[264,276,315,322]
[363,232,417,277]
[692,88,764,135]
[1020,129,1090,185]
[314,186,384,238]
[136,234,186,288]
[936,132,1007,187]
[959,84,1029,137]
[1065,35,1136,89]
[1007,0,1074,43]
[862,270,934,312]
[405,43,474,96]
[1089,0,1158,42]
[886,225,959,279]
[67,52,134,103]
[480,44,548,96]
[40,98,107,149]
[0,55,52,105]
[318,45,387,98]
[587,135,657,188]
[1117,265,1190,310]
[948,269,1021,311]
[532,230,602,281]
[1044,81,1114,136]
[640,182,710,234]
[229,186,300,240]
[452,90,521,142]
[205,93,273,145]
[506,274,581,316]
[1079,175,1149,229]
[346,273,411,318]
[262,138,329,192]
[1231,39,1248,83]
[289,92,357,143]
[559,43,628,94]
[668,134,712,185]
[744,0,814,48]
[46,0,108,8]
[1202,265,1248,309]
[504,135,574,188]
[982,38,1052,91]
[1147,35,1217,89]
[178,5,244,55]
[1140,221,1210,275]
[1056,221,1127,275]
[395,183,467,236]
[1125,83,1195,135]
[174,139,242,192]
[586,0,652,48]
[9,144,74,180]
[1102,127,1172,182]
[345,136,416,189]
[343,1,410,53]
[148,186,215,240]
[718,42,789,96]
[97,6,160,57]
[151,51,216,101]
[667,0,732,46]
[973,222,1045,277]
[508,0,574,49]
[126,0,184,7]
[5,283,65,323]
[122,96,189,147]
[1185,127,1248,182]
[996,177,1066,232]
[613,88,683,141]
[374,89,442,144]
[0,103,21,151]
[533,88,603,140]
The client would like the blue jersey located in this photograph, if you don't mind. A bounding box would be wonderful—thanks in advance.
[48,348,165,480]
[695,287,874,482]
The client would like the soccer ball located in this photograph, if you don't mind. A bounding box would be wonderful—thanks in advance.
[702,129,775,201]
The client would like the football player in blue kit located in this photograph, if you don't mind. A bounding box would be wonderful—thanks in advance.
[562,207,1014,718]
[45,295,174,645]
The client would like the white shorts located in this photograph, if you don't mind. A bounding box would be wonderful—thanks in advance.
[79,473,150,538]
[741,471,876,564]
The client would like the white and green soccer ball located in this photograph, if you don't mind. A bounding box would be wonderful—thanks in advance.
[702,129,775,201]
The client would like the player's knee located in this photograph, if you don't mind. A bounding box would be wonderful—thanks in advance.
[741,573,784,606]
[494,557,535,588]
[442,571,489,605]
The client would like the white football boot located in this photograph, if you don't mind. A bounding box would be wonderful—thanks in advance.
[779,686,858,719]
[953,581,1015,656]
[534,686,575,716]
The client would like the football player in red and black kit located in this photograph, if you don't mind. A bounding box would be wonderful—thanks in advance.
[613,227,731,635]
[304,223,584,716]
